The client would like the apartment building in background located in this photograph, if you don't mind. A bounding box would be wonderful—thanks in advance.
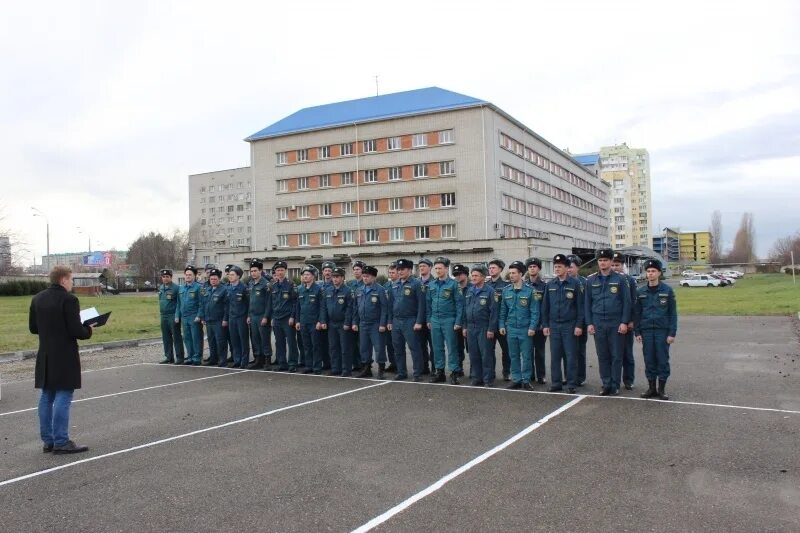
[652,227,710,263]
[189,87,610,275]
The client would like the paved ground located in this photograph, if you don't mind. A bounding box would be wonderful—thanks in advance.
[0,316,798,532]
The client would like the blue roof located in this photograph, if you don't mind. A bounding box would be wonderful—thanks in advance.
[245,87,486,141]
[573,153,600,166]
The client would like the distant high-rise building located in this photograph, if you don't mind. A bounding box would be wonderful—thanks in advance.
[0,235,11,272]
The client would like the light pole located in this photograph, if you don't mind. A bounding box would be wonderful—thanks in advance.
[77,227,92,253]
[31,207,50,272]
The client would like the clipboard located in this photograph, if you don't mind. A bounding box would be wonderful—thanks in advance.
[83,312,111,327]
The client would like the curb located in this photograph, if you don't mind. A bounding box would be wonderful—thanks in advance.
[0,337,163,365]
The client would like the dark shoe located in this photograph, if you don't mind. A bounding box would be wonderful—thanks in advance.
[567,387,576,394]
[562,380,567,385]
[159,358,173,364]
[226,362,237,368]
[641,380,658,399]
[430,370,446,383]
[393,374,407,381]
[624,382,633,390]
[576,381,585,387]
[507,382,522,390]
[217,363,228,368]
[599,388,611,396]
[608,389,620,396]
[503,372,511,382]
[522,382,534,391]
[43,444,53,453]
[384,364,398,373]
[470,379,483,387]
[341,372,353,377]
[449,374,460,385]
[377,365,386,380]
[52,441,89,455]
[537,377,546,384]
[549,386,563,392]
[247,358,264,370]
[455,370,465,377]
[182,360,193,365]
[302,368,314,374]
[202,359,217,366]
[358,365,373,378]
[288,366,297,373]
[484,381,494,388]
[202,358,210,363]
[420,366,431,376]
[174,360,184,365]
[657,379,669,400]
[412,376,423,382]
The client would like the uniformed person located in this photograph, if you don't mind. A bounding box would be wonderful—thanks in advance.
[524,257,549,384]
[382,262,399,373]
[318,261,336,370]
[176,266,203,365]
[541,254,584,393]
[197,268,228,367]
[221,264,234,364]
[198,263,214,362]
[416,258,434,374]
[426,257,464,384]
[225,265,250,369]
[247,260,272,369]
[486,258,511,381]
[352,266,389,379]
[462,265,497,387]
[452,263,470,375]
[387,259,426,381]
[498,261,539,390]
[157,269,184,364]
[612,252,638,390]
[567,255,588,386]
[296,266,324,374]
[635,259,677,400]
[320,267,354,376]
[585,248,632,396]
[347,260,366,372]
[270,261,299,371]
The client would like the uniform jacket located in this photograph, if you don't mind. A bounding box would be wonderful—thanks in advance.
[226,282,249,320]
[320,283,354,325]
[296,282,323,324]
[426,277,464,325]
[158,282,180,316]
[463,283,498,330]
[541,276,584,329]
[198,283,228,322]
[270,278,297,320]
[353,283,388,327]
[176,281,202,320]
[634,282,678,337]
[525,275,547,330]
[584,271,632,326]
[499,283,540,331]
[248,277,271,321]
[387,278,425,324]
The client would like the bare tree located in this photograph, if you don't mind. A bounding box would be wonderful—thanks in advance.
[768,232,800,265]
[0,204,31,275]
[127,231,187,282]
[709,210,723,263]
[726,213,756,263]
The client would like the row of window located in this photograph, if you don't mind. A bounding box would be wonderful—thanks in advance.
[199,181,250,193]
[277,193,456,221]
[499,132,608,202]
[201,215,253,226]
[200,226,252,237]
[277,224,456,247]
[501,193,609,236]
[200,204,250,215]
[501,224,606,250]
[200,194,251,203]
[276,129,455,165]
[276,161,455,192]
[198,237,251,248]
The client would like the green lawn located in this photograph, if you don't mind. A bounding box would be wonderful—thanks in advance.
[675,274,800,315]
[1,293,162,353]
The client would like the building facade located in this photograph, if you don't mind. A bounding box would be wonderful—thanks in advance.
[679,230,711,262]
[652,227,680,262]
[191,87,610,274]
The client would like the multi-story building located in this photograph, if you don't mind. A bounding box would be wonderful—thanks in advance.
[652,227,681,262]
[679,230,711,262]
[191,87,610,275]
[576,143,651,249]
[0,235,10,272]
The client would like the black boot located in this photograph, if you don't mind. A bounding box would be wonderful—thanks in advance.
[358,364,373,378]
[641,380,657,399]
[247,356,264,370]
[430,369,446,383]
[377,364,385,380]
[449,373,460,385]
[657,379,669,400]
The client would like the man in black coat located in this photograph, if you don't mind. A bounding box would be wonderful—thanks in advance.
[29,266,93,454]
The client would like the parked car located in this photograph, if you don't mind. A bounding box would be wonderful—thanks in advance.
[681,270,697,277]
[680,275,722,287]
[723,270,744,278]
[709,274,734,286]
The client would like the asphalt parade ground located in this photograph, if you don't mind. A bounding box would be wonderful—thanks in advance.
[0,316,798,532]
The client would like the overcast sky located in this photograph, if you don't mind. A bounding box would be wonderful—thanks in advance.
[1,0,797,263]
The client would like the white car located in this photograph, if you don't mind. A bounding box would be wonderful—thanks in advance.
[680,275,722,287]
[681,270,697,277]
[723,270,743,278]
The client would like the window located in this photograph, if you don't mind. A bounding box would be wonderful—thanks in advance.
[364,169,378,183]
[365,229,379,242]
[298,205,309,219]
[200,198,206,204]
[227,205,235,213]
[389,166,402,181]
[440,193,456,207]
[364,199,378,213]
[341,143,353,156]
[237,204,244,211]
[440,161,455,175]
[415,226,430,240]
[390,227,404,241]
[363,139,376,153]
[342,201,354,215]
[341,171,354,185]
[390,197,402,211]
[237,227,243,234]
[276,152,287,165]
[441,224,456,238]
[412,133,427,147]
[200,186,206,193]
[200,218,206,226]
[297,149,308,162]
[320,232,332,245]
[413,163,427,178]
[388,136,401,150]
[277,179,288,192]
[299,233,309,246]
[237,216,244,223]
[208,185,215,192]
[319,174,331,187]
[342,230,355,244]
[320,203,332,217]
[438,129,454,144]
[414,195,428,209]
[319,145,330,159]
[298,177,309,190]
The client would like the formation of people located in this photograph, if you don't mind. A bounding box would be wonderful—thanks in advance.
[157,249,677,400]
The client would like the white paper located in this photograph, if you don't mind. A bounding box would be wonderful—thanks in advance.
[80,307,100,323]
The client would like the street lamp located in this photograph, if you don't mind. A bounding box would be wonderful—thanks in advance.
[77,227,92,253]
[31,207,50,272]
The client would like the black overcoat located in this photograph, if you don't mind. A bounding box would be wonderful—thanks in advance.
[29,284,93,390]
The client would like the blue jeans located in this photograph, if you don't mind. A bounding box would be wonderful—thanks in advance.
[181,318,202,363]
[39,389,74,447]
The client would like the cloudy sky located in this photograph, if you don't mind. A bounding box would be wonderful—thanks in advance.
[2,0,797,263]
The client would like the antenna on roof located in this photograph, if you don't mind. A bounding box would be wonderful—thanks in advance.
[375,75,379,96]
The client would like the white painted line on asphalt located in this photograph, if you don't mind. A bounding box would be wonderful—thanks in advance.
[0,381,389,489]
[351,395,585,533]
[598,394,800,415]
[0,371,247,417]
[0,363,150,387]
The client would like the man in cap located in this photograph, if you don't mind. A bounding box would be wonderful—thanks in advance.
[197,264,215,362]
[221,265,234,364]
[498,261,539,390]
[612,252,639,390]
[426,257,464,384]
[225,265,250,368]
[462,264,497,386]
[296,266,324,374]
[382,262,399,373]
[635,259,677,400]
[347,260,366,372]
[270,261,299,371]
[567,255,588,386]
[320,267,354,376]
[247,259,272,369]
[197,268,228,366]
[387,259,425,381]
[585,248,632,396]
[452,263,470,374]
[416,258,434,374]
[352,266,389,378]
[525,257,549,384]
[318,261,336,370]
[157,269,184,364]
[542,254,584,393]
[486,258,511,381]
[176,266,203,365]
